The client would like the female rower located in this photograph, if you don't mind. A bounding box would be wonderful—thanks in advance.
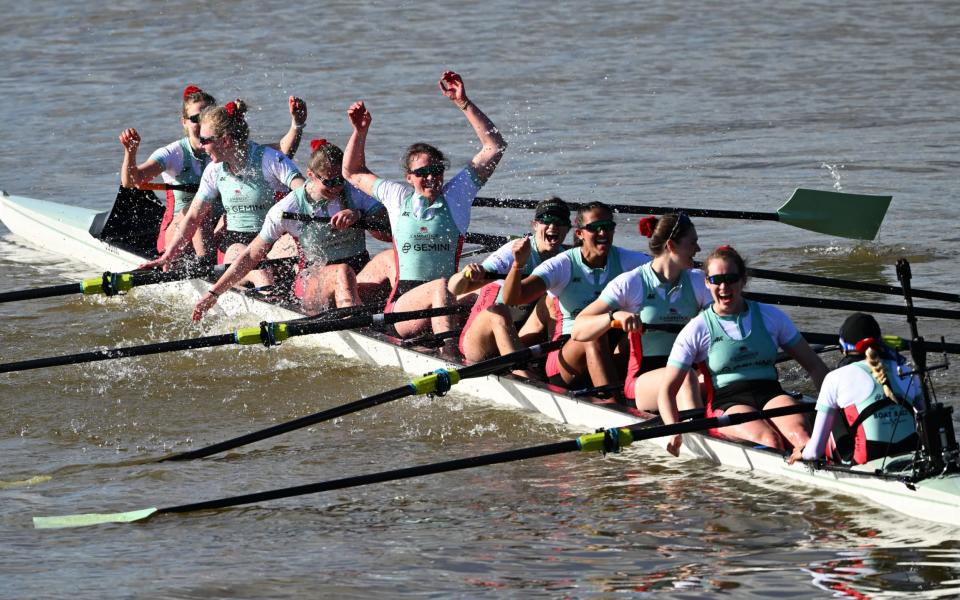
[788,313,922,465]
[140,100,306,288]
[342,71,506,354]
[450,197,572,376]
[658,245,828,456]
[192,139,391,320]
[572,213,710,409]
[502,202,652,388]
[119,86,307,260]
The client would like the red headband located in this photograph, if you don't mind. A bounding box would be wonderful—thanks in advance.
[310,139,327,152]
[854,337,880,354]
[183,85,202,99]
[638,216,658,238]
[224,101,237,116]
[716,244,736,253]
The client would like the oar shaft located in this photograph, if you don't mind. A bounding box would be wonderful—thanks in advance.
[744,291,960,320]
[473,197,780,221]
[0,333,237,374]
[160,440,580,515]
[746,266,960,304]
[0,283,80,303]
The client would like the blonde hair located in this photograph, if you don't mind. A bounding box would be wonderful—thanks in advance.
[308,140,344,175]
[200,99,249,146]
[865,345,898,402]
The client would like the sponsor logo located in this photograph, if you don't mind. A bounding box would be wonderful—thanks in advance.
[401,242,412,253]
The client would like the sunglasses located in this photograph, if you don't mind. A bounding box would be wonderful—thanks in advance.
[535,214,571,227]
[706,272,742,285]
[580,219,616,233]
[410,164,445,178]
[198,134,220,146]
[319,175,345,187]
[187,113,202,124]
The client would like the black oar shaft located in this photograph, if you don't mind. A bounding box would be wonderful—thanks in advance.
[745,291,960,320]
[160,440,579,515]
[0,334,238,374]
[472,197,780,221]
[0,283,80,303]
[746,267,959,304]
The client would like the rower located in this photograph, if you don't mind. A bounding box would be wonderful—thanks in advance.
[119,85,307,262]
[139,100,306,289]
[502,202,651,389]
[192,139,392,320]
[342,71,507,356]
[658,245,829,456]
[572,213,710,410]
[450,197,572,378]
[788,313,923,465]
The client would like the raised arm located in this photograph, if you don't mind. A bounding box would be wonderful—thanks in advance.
[439,72,506,183]
[275,96,307,158]
[118,128,164,188]
[192,236,272,320]
[342,101,379,197]
[501,237,547,305]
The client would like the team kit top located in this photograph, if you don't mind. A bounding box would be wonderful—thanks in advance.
[148,137,211,213]
[195,141,303,233]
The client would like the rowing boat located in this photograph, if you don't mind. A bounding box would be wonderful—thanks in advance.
[2,188,958,527]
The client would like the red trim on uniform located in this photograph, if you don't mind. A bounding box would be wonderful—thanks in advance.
[844,404,869,465]
[622,331,643,400]
[383,243,402,313]
[459,282,501,355]
[700,362,729,437]
[453,235,465,271]
[544,296,565,378]
[157,190,176,253]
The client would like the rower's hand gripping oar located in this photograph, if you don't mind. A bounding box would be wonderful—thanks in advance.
[0,257,299,304]
[474,188,891,240]
[0,305,467,374]
[32,403,814,529]
[159,336,570,462]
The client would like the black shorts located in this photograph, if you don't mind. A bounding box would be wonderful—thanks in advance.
[711,379,787,413]
[219,230,260,253]
[637,355,669,375]
[305,250,371,275]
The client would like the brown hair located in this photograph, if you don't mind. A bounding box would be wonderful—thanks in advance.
[181,85,217,119]
[574,201,614,227]
[200,99,250,146]
[703,245,748,283]
[402,143,449,173]
[307,139,344,176]
[639,213,694,256]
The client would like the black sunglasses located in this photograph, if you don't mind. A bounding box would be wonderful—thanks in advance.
[410,164,445,178]
[187,113,202,124]
[535,214,571,227]
[706,272,741,285]
[580,219,616,233]
[319,175,345,188]
[198,134,220,146]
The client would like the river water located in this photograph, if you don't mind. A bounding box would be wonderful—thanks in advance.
[1,1,959,597]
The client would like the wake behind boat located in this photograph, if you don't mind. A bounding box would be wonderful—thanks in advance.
[1,188,959,528]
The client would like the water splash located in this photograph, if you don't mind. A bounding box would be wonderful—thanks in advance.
[820,162,845,191]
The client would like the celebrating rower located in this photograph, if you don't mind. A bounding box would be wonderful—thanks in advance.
[502,202,652,388]
[342,71,506,354]
[450,197,572,376]
[658,245,828,455]
[192,139,392,320]
[572,213,710,409]
[119,86,307,261]
[140,100,306,287]
[788,313,923,465]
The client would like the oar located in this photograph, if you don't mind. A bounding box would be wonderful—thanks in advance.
[159,337,569,462]
[743,266,960,304]
[743,291,960,321]
[0,305,467,374]
[474,188,891,240]
[32,403,814,529]
[0,257,298,304]
[138,182,199,193]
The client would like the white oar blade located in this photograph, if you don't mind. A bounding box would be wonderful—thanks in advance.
[33,507,158,529]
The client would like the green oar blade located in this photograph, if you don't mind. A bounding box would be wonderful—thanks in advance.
[33,507,158,529]
[777,188,891,240]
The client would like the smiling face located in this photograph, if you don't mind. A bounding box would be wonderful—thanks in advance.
[182,100,212,144]
[668,226,700,269]
[198,123,230,163]
[308,162,346,200]
[575,207,616,256]
[705,256,745,314]
[405,152,446,200]
[532,216,570,255]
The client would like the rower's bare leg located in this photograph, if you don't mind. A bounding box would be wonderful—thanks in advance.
[225,243,274,288]
[555,335,617,389]
[393,279,457,355]
[464,305,540,379]
[301,264,360,314]
[633,368,701,413]
[766,394,811,451]
[715,404,786,449]
[356,249,394,306]
[517,297,549,346]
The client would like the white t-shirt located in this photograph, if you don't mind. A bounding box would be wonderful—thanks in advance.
[259,184,383,243]
[599,267,712,313]
[532,248,652,296]
[195,143,302,204]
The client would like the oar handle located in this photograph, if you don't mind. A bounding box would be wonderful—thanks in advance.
[139,182,199,193]
[610,320,683,334]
